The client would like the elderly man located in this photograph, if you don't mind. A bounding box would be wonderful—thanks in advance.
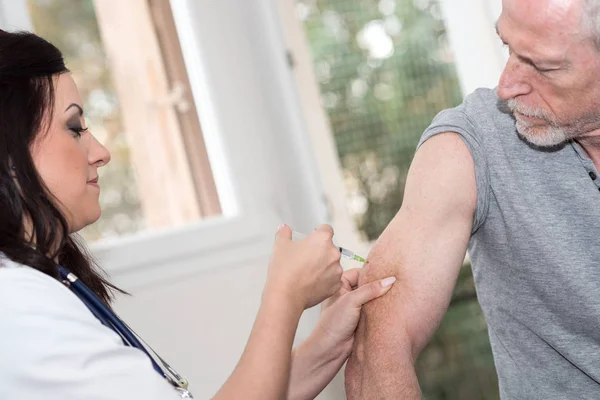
[345,0,600,398]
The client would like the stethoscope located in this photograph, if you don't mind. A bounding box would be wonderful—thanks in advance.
[57,265,194,399]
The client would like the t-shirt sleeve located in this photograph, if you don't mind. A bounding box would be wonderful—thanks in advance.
[417,105,490,233]
[0,265,181,400]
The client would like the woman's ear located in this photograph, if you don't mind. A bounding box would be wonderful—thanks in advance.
[9,160,17,178]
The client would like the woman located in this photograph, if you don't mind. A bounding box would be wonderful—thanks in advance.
[0,30,396,399]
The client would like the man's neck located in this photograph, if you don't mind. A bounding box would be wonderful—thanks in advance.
[575,135,600,169]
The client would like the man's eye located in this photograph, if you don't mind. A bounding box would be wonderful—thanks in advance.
[532,64,555,73]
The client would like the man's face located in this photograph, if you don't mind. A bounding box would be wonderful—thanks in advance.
[497,0,600,147]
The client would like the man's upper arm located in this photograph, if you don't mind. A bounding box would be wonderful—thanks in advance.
[361,131,477,355]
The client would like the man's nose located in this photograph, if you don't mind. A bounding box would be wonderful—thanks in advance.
[497,56,532,101]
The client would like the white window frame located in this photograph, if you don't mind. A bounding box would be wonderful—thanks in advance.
[274,0,368,255]
[439,0,508,95]
[0,0,31,31]
[1,0,334,290]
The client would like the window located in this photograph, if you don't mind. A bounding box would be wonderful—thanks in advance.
[0,0,346,291]
[27,0,221,242]
[298,0,463,241]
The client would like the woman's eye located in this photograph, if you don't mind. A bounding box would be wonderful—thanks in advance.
[69,126,88,137]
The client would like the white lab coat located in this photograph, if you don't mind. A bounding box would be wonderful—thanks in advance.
[0,256,181,399]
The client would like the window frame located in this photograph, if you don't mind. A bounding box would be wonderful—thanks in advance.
[438,0,507,95]
[2,0,334,290]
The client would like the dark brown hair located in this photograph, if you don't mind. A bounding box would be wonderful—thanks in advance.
[0,30,119,304]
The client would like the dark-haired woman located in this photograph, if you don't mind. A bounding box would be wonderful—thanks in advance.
[0,30,395,399]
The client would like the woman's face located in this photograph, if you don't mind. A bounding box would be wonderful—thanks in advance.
[31,73,111,233]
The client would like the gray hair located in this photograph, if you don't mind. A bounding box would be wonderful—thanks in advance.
[582,0,600,48]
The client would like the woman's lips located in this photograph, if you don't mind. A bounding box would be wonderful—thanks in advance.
[87,177,99,188]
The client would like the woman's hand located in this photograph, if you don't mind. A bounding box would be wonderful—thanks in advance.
[263,224,343,311]
[214,224,343,400]
[287,268,396,400]
[314,268,396,357]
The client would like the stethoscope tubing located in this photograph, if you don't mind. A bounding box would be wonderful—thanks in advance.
[57,266,165,376]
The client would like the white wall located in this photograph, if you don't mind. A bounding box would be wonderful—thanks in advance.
[112,244,277,398]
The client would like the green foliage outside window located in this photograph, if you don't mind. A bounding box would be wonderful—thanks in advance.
[300,0,462,241]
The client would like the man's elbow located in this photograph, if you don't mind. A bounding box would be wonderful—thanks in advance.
[344,302,419,399]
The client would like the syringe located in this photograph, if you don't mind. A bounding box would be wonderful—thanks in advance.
[292,230,366,263]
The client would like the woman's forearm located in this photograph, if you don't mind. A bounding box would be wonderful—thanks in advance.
[213,289,303,400]
[287,330,352,400]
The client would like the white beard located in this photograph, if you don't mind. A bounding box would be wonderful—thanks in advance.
[514,118,569,147]
[507,99,570,147]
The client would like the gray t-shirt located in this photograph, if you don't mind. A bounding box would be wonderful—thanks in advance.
[419,88,600,399]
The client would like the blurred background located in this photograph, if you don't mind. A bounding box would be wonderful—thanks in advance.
[0,0,506,398]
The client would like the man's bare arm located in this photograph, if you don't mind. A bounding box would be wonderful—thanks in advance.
[345,132,477,399]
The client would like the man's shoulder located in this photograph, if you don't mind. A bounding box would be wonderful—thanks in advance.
[425,87,514,142]
[463,87,500,107]
[460,87,509,123]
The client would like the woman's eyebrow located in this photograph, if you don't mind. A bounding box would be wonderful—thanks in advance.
[64,103,84,116]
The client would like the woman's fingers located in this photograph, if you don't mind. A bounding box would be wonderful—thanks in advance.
[315,224,335,238]
[341,268,361,289]
[275,223,292,242]
[347,276,396,307]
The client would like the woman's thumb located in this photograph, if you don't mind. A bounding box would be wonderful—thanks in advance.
[349,276,396,307]
[275,223,292,242]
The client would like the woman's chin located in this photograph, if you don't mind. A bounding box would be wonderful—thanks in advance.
[86,208,102,227]
[70,208,102,234]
